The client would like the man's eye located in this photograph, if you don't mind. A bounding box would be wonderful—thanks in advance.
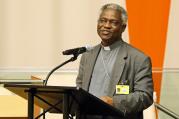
[98,19,120,26]
[99,19,106,23]
[110,21,119,25]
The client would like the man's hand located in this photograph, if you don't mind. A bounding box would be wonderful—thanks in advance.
[100,96,113,106]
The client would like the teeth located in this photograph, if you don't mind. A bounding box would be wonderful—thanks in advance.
[102,31,110,34]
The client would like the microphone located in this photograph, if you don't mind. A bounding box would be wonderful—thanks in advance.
[45,46,93,86]
[62,45,93,55]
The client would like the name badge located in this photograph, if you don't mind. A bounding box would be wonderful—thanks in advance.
[116,85,129,94]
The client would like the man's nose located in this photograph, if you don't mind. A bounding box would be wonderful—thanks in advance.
[103,21,112,28]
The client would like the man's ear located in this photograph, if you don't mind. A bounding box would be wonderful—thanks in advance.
[121,24,126,32]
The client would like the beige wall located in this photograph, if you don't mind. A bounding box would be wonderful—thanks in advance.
[0,0,128,70]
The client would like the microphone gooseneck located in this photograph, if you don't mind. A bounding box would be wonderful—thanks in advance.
[44,45,93,86]
[44,56,77,86]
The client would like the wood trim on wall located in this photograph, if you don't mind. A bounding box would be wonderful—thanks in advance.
[0,117,27,119]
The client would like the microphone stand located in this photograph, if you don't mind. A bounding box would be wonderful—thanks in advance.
[44,54,78,86]
[41,54,78,119]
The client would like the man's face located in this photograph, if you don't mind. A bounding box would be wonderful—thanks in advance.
[97,9,126,46]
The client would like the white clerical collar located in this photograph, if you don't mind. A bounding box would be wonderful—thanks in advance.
[103,46,111,51]
[101,40,123,51]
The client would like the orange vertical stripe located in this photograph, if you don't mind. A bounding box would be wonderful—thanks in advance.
[126,0,170,102]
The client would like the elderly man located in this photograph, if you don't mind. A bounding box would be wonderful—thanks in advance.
[76,3,153,119]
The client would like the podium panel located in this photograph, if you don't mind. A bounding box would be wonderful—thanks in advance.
[0,79,43,118]
[4,84,124,119]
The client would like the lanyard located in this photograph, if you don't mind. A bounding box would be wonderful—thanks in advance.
[100,50,111,80]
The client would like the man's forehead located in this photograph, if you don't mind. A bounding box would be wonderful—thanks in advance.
[99,9,121,19]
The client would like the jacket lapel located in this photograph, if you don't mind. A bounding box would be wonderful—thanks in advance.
[107,42,128,96]
[84,45,101,91]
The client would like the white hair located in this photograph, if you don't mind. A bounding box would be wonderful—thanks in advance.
[100,3,128,25]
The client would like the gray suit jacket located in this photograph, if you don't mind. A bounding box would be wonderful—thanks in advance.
[76,40,153,119]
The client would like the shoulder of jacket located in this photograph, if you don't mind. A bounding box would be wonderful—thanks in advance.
[123,42,149,59]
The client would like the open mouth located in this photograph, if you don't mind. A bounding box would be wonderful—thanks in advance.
[101,30,111,35]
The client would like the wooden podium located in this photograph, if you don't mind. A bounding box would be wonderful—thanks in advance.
[4,84,124,119]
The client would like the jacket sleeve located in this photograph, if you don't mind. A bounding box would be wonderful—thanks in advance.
[113,57,154,116]
[76,54,85,88]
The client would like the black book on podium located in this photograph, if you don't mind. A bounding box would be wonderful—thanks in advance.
[4,84,124,119]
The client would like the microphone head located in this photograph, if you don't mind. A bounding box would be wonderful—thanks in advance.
[62,45,93,55]
[85,45,93,52]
